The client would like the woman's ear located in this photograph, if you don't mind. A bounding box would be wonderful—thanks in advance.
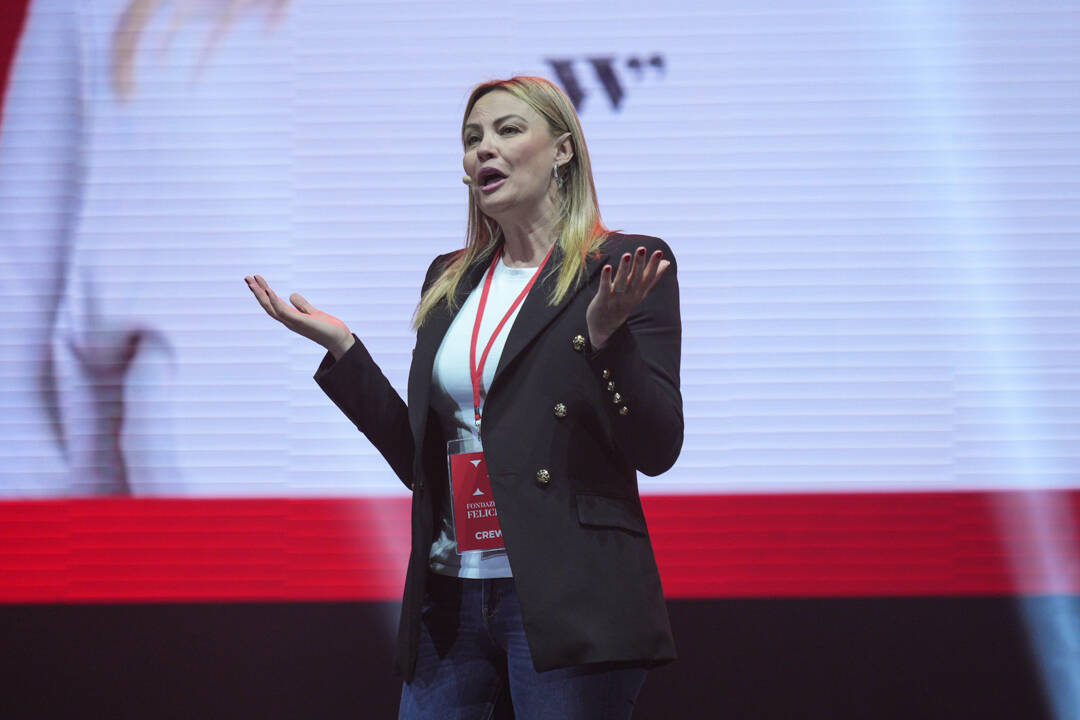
[554,132,574,167]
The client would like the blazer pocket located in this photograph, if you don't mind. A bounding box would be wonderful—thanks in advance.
[576,494,648,536]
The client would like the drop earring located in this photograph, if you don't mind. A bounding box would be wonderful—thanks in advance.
[552,162,564,189]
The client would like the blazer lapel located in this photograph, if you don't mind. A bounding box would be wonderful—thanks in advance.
[407,258,488,449]
[408,242,611,448]
[491,244,608,388]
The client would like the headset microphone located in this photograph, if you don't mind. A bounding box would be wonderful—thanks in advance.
[462,176,473,185]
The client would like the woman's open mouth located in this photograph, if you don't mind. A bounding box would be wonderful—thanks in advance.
[477,168,508,192]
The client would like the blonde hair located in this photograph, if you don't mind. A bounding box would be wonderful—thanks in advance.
[413,76,609,328]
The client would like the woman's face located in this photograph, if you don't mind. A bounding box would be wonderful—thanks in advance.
[462,90,567,224]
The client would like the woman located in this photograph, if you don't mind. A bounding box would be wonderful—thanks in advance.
[246,75,682,719]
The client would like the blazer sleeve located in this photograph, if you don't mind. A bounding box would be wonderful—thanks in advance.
[312,256,446,489]
[586,236,683,476]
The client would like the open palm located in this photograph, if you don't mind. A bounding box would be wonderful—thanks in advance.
[244,274,355,359]
[586,247,670,349]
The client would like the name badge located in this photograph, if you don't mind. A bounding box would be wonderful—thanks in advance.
[447,437,505,552]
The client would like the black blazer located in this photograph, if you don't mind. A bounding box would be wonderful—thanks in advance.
[314,232,682,679]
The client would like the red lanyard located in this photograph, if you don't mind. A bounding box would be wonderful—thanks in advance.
[469,244,555,427]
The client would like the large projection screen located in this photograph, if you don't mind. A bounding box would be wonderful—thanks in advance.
[0,0,1077,607]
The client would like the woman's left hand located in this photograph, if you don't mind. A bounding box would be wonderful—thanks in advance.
[586,246,671,349]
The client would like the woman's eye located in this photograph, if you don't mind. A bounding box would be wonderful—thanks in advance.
[500,126,520,135]
[464,135,479,147]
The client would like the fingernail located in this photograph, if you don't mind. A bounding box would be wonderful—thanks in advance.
[637,248,646,256]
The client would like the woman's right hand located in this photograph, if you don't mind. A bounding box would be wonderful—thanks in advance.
[244,275,355,360]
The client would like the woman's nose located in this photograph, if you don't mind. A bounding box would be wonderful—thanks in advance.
[476,134,496,161]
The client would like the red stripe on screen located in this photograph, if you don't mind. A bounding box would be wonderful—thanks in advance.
[1,491,1078,603]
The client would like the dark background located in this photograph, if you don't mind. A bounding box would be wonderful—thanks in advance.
[1,597,1061,719]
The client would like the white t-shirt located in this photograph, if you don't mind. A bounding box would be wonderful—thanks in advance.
[427,257,539,578]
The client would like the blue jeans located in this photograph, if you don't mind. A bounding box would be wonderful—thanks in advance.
[399,574,648,720]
